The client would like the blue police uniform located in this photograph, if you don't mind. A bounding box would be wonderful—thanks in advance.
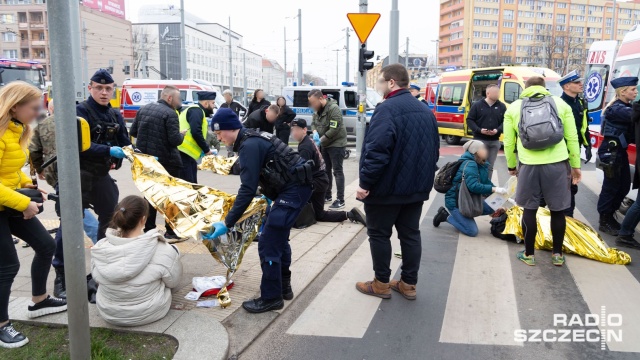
[597,76,638,235]
[410,84,428,106]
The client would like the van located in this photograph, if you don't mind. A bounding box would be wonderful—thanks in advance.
[435,66,562,145]
[282,83,381,139]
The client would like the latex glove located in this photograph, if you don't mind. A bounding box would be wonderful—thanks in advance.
[260,195,272,206]
[211,149,218,155]
[494,187,508,195]
[584,146,593,164]
[109,147,125,159]
[312,132,321,146]
[203,221,228,240]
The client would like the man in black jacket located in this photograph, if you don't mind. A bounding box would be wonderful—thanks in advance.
[243,104,279,133]
[356,64,440,301]
[130,85,185,237]
[465,84,506,179]
[220,89,246,117]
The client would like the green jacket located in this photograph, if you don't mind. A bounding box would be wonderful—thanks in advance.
[29,115,58,187]
[503,85,581,169]
[311,98,347,148]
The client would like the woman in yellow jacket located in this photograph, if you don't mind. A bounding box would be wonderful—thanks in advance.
[0,81,67,349]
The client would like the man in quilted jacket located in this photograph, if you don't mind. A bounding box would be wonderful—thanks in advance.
[355,63,440,301]
[130,85,185,238]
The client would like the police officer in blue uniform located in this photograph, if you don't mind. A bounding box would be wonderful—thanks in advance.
[51,69,130,298]
[409,83,428,106]
[205,108,313,313]
[597,76,638,235]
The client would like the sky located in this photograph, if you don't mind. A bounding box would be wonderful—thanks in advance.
[124,0,440,83]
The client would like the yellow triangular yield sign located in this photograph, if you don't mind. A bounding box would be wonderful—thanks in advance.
[347,13,381,44]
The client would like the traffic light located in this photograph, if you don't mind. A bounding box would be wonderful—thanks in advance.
[359,45,375,73]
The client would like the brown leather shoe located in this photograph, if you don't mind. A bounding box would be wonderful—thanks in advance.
[389,279,416,300]
[355,278,391,299]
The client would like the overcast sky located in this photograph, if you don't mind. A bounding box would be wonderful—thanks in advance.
[125,0,439,83]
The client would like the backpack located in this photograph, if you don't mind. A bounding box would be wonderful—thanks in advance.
[489,212,519,243]
[434,160,464,193]
[518,94,564,150]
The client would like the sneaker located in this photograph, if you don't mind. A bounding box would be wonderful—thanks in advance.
[347,207,366,225]
[517,250,535,266]
[552,253,565,267]
[615,235,640,250]
[329,200,345,210]
[27,295,67,318]
[12,236,19,245]
[433,206,449,228]
[324,196,333,204]
[0,322,28,349]
[394,250,402,259]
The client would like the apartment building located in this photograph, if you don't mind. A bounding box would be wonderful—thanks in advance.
[366,54,431,89]
[439,0,640,74]
[0,0,133,84]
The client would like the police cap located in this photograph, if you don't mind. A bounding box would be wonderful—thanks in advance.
[409,83,421,91]
[197,91,217,100]
[611,76,639,89]
[558,70,583,87]
[290,119,307,128]
[90,69,114,85]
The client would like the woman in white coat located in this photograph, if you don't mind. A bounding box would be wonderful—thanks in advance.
[91,195,183,327]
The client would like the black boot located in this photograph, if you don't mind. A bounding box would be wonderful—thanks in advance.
[242,297,284,313]
[616,235,640,250]
[599,214,620,236]
[282,276,294,301]
[433,207,449,228]
[53,267,66,299]
[347,207,366,225]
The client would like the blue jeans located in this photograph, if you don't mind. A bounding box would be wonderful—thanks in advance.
[619,194,640,237]
[447,202,494,237]
[83,209,99,244]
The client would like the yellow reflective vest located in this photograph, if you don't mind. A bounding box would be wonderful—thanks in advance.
[178,105,207,160]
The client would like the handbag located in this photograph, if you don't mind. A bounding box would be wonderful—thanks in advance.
[458,161,484,218]
[4,188,44,217]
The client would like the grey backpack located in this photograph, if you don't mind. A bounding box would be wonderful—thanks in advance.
[518,94,564,150]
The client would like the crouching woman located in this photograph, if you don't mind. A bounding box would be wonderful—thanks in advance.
[91,195,183,327]
[434,140,506,237]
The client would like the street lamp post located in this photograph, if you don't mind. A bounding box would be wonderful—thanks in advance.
[431,39,440,73]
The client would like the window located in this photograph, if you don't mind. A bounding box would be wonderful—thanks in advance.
[344,91,357,108]
[504,9,514,20]
[557,14,566,23]
[3,49,17,58]
[437,83,466,106]
[503,82,522,104]
[2,32,16,42]
[502,33,512,43]
[503,21,513,28]
[0,14,15,24]
[502,45,512,51]
[558,2,567,8]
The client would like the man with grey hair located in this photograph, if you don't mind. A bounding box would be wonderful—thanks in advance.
[465,84,506,178]
[220,89,246,118]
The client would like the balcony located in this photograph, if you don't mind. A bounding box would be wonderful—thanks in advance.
[20,40,29,47]
[30,22,45,28]
[18,22,27,28]
[31,40,45,46]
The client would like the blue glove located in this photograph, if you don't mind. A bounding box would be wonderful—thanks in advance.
[312,132,321,146]
[260,195,272,206]
[203,221,228,239]
[109,147,125,159]
[212,149,218,155]
[200,151,205,158]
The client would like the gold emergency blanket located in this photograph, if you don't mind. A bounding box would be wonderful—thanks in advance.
[198,155,239,175]
[124,148,266,307]
[503,206,631,265]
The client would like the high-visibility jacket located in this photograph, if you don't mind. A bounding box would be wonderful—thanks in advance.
[178,105,207,160]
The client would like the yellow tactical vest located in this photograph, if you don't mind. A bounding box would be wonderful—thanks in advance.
[178,104,207,160]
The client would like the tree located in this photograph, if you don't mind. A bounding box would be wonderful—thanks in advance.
[132,26,158,78]
[530,29,584,75]
[477,51,505,68]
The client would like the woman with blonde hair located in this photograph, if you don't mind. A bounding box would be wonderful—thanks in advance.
[0,81,67,348]
[597,76,638,236]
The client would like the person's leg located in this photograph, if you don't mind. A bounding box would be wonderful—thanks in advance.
[321,148,333,200]
[446,208,480,237]
[179,153,196,183]
[328,147,345,202]
[52,226,64,269]
[364,203,400,283]
[82,210,99,244]
[144,201,158,233]
[90,174,119,240]
[277,129,290,144]
[311,189,347,222]
[563,184,578,218]
[0,215,20,324]
[549,210,566,255]
[614,163,632,215]
[619,194,640,236]
[482,140,500,179]
[395,202,423,285]
[521,208,538,256]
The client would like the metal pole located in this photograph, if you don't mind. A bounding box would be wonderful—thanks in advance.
[405,37,409,68]
[284,26,287,88]
[165,44,169,79]
[46,1,91,359]
[298,9,303,85]
[243,53,247,106]
[69,1,83,101]
[180,0,187,79]
[345,28,350,83]
[611,0,617,40]
[81,20,89,98]
[434,40,440,72]
[389,0,399,64]
[228,17,233,95]
[356,0,368,158]
[333,49,339,85]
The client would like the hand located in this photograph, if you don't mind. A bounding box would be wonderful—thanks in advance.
[508,169,518,177]
[203,221,228,240]
[571,168,582,185]
[211,149,218,155]
[356,186,370,200]
[584,146,593,164]
[180,130,188,136]
[37,172,45,180]
[480,128,489,135]
[260,195,272,206]
[109,147,125,159]
[489,129,498,136]
[312,132,321,146]
[494,187,508,195]
[23,201,41,220]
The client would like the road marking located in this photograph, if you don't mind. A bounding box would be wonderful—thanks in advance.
[286,188,437,338]
[439,219,523,346]
[569,209,640,352]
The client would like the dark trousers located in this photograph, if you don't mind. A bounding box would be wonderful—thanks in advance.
[53,174,118,269]
[365,202,423,285]
[321,146,345,201]
[0,213,56,322]
[180,152,198,183]
[311,176,347,222]
[597,151,631,216]
[145,165,181,235]
[258,183,312,300]
[276,128,291,144]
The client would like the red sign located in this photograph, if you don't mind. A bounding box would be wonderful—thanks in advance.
[588,51,607,64]
[82,0,126,20]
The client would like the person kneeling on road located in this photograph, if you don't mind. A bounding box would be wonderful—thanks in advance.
[206,108,313,314]
[433,140,507,237]
[290,119,366,225]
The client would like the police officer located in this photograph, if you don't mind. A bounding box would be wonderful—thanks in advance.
[51,69,131,297]
[205,108,313,314]
[597,76,638,235]
[178,91,217,183]
[557,70,592,217]
[409,83,428,106]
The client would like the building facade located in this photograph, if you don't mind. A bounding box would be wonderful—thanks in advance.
[262,59,285,96]
[366,55,432,89]
[133,5,262,98]
[0,0,133,84]
[439,0,640,74]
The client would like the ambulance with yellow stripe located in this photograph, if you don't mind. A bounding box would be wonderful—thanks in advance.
[434,66,562,145]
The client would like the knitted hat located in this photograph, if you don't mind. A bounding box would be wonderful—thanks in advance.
[212,108,242,131]
[463,140,484,155]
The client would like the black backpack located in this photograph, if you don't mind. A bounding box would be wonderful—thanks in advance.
[434,160,464,193]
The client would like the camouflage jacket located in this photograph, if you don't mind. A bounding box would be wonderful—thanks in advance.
[29,115,58,187]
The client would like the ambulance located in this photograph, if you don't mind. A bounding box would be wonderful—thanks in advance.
[120,79,223,125]
[434,66,562,145]
[424,76,439,112]
[584,40,617,129]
